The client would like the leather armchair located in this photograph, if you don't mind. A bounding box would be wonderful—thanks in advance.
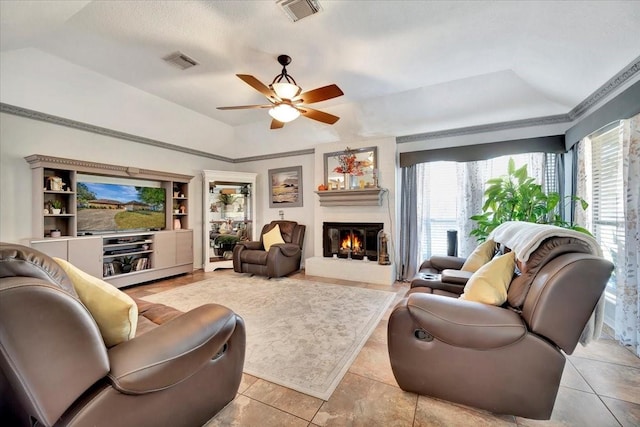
[233,220,305,278]
[388,236,613,420]
[0,243,245,427]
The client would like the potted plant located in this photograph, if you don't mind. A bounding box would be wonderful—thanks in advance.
[115,256,134,273]
[218,193,235,207]
[50,200,63,215]
[215,234,239,256]
[470,158,589,242]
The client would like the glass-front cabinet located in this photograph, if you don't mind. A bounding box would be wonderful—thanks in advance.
[202,170,257,272]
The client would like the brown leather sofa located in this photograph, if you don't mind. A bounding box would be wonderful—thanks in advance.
[0,243,245,427]
[388,236,613,419]
[233,220,305,278]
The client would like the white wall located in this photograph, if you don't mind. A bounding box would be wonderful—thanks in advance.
[0,112,230,268]
[231,154,316,266]
[0,48,236,157]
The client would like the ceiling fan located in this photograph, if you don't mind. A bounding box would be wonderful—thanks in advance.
[217,54,344,129]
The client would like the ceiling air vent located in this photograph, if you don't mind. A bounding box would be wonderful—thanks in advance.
[163,52,199,70]
[276,0,322,22]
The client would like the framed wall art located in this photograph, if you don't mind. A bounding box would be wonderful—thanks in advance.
[268,166,303,208]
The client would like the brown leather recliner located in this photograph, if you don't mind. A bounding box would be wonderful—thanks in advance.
[0,243,246,427]
[388,236,613,420]
[233,220,305,278]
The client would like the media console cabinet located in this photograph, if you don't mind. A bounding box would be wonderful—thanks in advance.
[25,155,194,287]
[30,230,193,288]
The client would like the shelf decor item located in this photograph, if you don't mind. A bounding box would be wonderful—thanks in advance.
[50,200,63,215]
[377,229,391,265]
[47,176,64,191]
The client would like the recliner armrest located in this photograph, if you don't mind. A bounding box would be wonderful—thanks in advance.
[403,293,526,349]
[441,269,472,285]
[236,241,262,250]
[108,304,238,394]
[272,243,301,257]
[420,255,466,272]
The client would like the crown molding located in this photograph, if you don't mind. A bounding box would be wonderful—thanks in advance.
[0,103,234,163]
[232,149,315,163]
[24,154,194,182]
[568,55,640,120]
[1,102,315,163]
[397,55,640,144]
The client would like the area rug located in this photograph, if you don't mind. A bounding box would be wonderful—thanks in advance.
[141,275,395,400]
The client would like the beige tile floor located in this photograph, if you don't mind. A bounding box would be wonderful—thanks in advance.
[126,269,640,427]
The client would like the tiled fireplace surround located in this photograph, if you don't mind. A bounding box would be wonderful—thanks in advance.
[306,138,397,285]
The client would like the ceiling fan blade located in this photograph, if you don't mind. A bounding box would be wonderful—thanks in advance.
[297,84,344,104]
[236,74,275,98]
[299,107,340,125]
[217,105,272,110]
[270,119,285,130]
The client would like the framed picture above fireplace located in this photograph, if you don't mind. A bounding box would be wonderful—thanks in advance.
[324,146,377,190]
[268,166,303,208]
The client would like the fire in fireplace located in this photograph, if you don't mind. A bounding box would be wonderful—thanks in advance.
[323,222,383,261]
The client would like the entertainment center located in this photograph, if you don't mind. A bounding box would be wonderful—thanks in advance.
[25,155,194,287]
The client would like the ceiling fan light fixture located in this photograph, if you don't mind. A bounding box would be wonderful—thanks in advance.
[272,82,301,100]
[269,104,300,123]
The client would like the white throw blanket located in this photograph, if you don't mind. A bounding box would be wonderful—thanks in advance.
[489,221,602,262]
[489,221,605,346]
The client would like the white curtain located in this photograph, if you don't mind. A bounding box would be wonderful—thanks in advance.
[456,162,486,257]
[574,140,591,229]
[575,114,640,355]
[619,114,640,356]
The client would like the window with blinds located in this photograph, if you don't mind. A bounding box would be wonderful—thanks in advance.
[589,122,624,292]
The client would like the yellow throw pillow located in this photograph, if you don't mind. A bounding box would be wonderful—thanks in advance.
[461,239,496,272]
[53,257,138,347]
[459,251,515,306]
[263,224,285,251]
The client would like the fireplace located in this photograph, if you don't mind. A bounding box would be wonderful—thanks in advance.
[323,222,383,261]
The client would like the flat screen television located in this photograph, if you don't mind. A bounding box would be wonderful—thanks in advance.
[76,174,166,234]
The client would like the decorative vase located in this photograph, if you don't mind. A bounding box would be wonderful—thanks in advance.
[51,208,61,215]
[350,175,358,189]
[173,218,182,230]
[343,173,349,190]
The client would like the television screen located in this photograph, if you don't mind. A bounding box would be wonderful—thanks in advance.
[77,174,166,234]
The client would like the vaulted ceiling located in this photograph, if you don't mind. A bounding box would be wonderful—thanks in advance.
[1,1,639,157]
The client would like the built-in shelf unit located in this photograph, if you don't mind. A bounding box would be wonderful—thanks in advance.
[25,155,194,287]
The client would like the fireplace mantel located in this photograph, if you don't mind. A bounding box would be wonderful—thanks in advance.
[314,188,385,207]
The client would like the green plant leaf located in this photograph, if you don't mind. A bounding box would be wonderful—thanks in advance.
[469,156,580,243]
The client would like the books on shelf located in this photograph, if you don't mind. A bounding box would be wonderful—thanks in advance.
[133,257,149,271]
[103,257,150,277]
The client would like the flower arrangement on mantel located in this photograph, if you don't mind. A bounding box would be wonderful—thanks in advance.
[333,147,372,176]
